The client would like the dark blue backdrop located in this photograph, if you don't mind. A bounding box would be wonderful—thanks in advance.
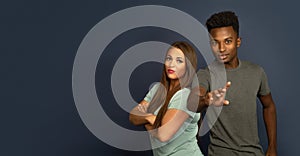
[1,0,298,155]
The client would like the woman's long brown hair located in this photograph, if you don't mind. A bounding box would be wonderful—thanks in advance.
[147,41,197,128]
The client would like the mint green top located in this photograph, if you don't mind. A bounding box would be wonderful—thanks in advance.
[144,83,203,156]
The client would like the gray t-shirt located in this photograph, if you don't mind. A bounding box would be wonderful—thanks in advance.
[198,60,270,156]
[144,83,203,156]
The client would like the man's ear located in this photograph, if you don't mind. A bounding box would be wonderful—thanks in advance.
[237,37,241,47]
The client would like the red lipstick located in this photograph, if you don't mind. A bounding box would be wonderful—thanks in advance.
[167,69,175,74]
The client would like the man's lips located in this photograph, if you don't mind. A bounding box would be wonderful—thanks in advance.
[219,54,228,60]
[167,69,175,74]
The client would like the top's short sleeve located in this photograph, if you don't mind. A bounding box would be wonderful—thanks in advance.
[168,88,195,117]
[258,67,271,96]
[143,83,160,103]
[197,69,210,91]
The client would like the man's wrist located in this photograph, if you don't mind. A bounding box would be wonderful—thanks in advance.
[200,95,210,107]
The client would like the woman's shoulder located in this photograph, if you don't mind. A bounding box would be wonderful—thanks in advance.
[173,87,191,98]
[148,82,162,92]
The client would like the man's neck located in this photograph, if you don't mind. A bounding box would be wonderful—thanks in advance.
[225,59,239,69]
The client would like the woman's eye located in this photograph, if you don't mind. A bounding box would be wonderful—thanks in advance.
[165,57,172,61]
[177,59,183,63]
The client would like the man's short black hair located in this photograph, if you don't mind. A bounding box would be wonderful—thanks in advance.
[206,11,239,36]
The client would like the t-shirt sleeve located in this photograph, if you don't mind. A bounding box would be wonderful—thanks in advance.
[168,88,196,117]
[143,83,160,102]
[197,69,210,91]
[258,67,271,96]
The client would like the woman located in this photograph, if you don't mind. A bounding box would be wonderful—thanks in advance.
[129,41,203,156]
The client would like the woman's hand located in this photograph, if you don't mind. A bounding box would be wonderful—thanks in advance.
[137,103,149,113]
[145,114,156,125]
[129,100,154,126]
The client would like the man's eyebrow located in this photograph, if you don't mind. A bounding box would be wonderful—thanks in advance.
[211,36,234,41]
[224,37,233,40]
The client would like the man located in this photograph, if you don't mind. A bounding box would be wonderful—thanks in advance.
[188,11,277,156]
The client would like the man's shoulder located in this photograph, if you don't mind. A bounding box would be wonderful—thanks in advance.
[241,60,264,71]
[197,66,209,72]
[196,67,210,78]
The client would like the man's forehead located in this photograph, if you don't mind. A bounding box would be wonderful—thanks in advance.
[209,27,237,40]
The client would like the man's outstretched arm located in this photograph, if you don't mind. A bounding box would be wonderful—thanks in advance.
[187,82,231,112]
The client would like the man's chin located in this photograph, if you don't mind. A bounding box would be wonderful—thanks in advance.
[216,58,227,64]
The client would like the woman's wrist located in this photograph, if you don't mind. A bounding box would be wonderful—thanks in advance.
[145,114,156,125]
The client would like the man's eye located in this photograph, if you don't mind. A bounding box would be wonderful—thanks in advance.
[210,41,217,46]
[225,40,232,44]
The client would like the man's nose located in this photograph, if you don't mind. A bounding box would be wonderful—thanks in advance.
[218,42,226,53]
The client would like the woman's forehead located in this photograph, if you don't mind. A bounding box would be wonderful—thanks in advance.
[166,47,185,58]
